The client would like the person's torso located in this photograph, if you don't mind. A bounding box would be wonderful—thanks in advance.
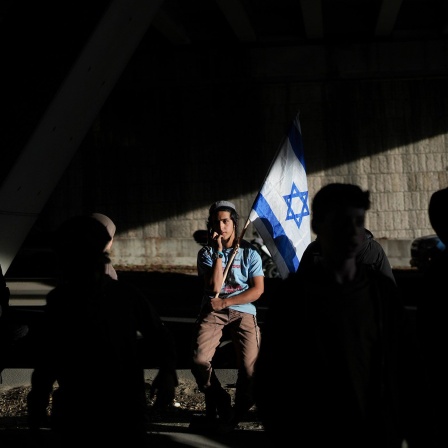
[197,240,263,314]
[288,263,403,412]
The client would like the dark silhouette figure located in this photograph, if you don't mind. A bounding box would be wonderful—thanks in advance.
[416,187,448,448]
[27,216,178,447]
[254,183,407,448]
[0,263,29,382]
[298,227,396,283]
[190,200,264,433]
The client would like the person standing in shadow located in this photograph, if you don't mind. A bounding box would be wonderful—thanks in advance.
[254,183,408,448]
[27,215,178,447]
[416,187,448,448]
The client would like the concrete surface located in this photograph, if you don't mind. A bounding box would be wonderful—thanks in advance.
[0,369,237,390]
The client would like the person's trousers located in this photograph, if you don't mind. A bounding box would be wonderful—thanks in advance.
[191,308,261,417]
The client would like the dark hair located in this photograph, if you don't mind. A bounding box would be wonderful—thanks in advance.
[53,216,111,254]
[428,187,448,244]
[52,216,112,274]
[311,183,370,231]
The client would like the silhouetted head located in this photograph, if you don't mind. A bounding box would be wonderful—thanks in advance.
[91,212,116,251]
[53,215,111,276]
[428,187,448,245]
[311,183,370,230]
[91,213,116,238]
[311,183,371,262]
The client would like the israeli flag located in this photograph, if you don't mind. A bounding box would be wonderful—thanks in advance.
[249,112,311,279]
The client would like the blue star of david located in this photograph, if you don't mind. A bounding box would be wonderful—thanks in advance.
[283,182,310,229]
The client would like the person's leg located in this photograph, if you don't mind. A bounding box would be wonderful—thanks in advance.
[191,310,228,389]
[229,310,261,425]
[206,370,232,422]
[191,310,232,422]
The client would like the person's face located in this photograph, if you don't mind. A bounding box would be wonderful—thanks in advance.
[317,206,366,263]
[211,211,235,241]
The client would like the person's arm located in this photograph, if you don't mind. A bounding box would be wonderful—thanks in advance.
[371,240,396,284]
[197,246,223,296]
[210,275,264,311]
[207,252,225,295]
[296,240,321,276]
[202,233,227,295]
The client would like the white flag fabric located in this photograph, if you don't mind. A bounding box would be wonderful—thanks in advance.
[249,113,311,279]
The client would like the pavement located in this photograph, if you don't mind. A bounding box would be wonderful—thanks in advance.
[0,428,266,448]
[0,369,265,448]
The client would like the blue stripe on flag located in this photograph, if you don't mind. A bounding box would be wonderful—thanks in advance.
[252,194,299,274]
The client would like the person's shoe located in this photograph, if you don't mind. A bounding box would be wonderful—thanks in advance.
[189,413,219,433]
[204,388,218,420]
[215,387,233,422]
[215,417,237,435]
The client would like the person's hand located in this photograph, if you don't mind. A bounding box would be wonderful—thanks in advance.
[150,370,178,410]
[210,296,226,311]
[212,232,223,251]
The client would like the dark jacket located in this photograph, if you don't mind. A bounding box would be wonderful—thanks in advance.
[255,262,407,448]
[27,274,177,446]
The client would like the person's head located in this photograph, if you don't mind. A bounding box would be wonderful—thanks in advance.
[91,213,116,251]
[428,187,448,245]
[53,215,112,279]
[207,200,239,244]
[311,183,371,262]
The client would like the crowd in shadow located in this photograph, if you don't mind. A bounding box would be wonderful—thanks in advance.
[253,184,447,448]
[1,184,447,447]
[1,215,178,447]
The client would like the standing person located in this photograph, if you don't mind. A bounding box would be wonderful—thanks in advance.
[254,183,407,448]
[190,200,264,433]
[416,186,448,448]
[91,212,118,280]
[27,215,178,447]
